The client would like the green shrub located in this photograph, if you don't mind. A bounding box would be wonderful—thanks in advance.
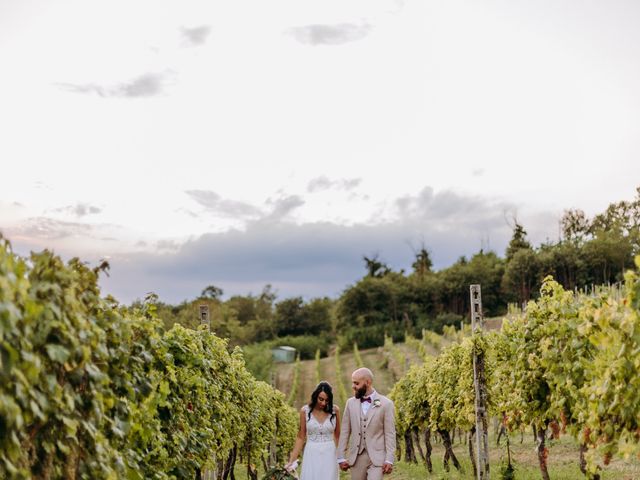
[414,312,463,333]
[338,324,405,350]
[241,342,274,382]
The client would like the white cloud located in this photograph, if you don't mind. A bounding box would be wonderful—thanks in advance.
[185,190,263,218]
[263,195,306,222]
[8,217,90,239]
[180,25,212,47]
[57,71,177,98]
[286,22,372,45]
[307,176,362,193]
[53,202,102,217]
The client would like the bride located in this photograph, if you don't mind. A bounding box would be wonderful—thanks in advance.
[285,381,340,480]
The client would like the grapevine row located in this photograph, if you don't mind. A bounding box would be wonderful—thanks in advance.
[353,342,364,368]
[392,257,640,479]
[382,334,407,380]
[314,348,321,384]
[333,346,349,407]
[0,239,297,480]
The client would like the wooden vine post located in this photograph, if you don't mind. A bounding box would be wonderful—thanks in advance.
[199,304,210,331]
[470,284,490,479]
[198,305,216,480]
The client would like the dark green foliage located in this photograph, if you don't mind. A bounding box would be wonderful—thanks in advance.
[337,313,462,350]
[200,284,223,299]
[240,342,274,382]
[411,247,433,276]
[500,461,516,480]
[505,222,532,261]
[274,297,332,337]
[339,325,398,350]
[363,254,391,278]
[502,247,539,305]
[423,313,464,333]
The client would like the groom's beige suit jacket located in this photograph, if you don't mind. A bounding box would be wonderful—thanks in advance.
[336,393,396,467]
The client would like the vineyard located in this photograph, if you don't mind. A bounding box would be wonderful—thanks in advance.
[278,265,640,479]
[0,239,297,479]
[2,234,640,479]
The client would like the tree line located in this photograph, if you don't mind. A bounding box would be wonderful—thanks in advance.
[151,188,640,351]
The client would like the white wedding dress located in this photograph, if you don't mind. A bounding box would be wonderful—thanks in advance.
[300,405,339,480]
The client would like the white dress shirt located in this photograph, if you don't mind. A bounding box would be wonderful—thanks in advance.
[360,390,378,416]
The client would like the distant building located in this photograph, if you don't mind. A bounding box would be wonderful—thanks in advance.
[271,345,296,363]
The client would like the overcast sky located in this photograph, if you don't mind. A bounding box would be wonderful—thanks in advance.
[1,0,639,304]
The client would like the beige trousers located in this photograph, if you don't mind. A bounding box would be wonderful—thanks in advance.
[350,450,383,480]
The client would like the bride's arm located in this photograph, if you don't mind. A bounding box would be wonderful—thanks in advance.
[333,406,341,445]
[287,408,307,466]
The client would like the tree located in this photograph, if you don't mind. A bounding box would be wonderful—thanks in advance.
[301,297,334,334]
[435,252,505,317]
[201,284,224,300]
[561,209,590,244]
[537,240,586,291]
[502,248,540,304]
[583,230,633,284]
[225,285,277,342]
[411,247,433,277]
[363,254,390,278]
[505,223,532,261]
[337,272,412,329]
[274,297,306,336]
[465,251,505,316]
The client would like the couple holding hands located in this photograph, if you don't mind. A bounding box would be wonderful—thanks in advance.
[285,367,396,480]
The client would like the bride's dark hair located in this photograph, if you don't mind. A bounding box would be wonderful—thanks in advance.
[308,381,335,423]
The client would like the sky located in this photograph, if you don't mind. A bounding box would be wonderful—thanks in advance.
[1,0,639,304]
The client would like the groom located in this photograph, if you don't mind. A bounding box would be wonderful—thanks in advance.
[337,367,396,479]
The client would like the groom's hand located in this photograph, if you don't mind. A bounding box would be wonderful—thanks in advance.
[382,463,393,474]
[339,461,350,471]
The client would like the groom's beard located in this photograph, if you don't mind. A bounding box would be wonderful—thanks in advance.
[354,385,367,399]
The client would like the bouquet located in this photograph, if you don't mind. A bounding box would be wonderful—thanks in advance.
[261,466,298,480]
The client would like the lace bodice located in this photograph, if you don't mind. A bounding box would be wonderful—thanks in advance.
[304,406,335,443]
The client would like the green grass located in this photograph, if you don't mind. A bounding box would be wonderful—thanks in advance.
[230,434,640,480]
[383,433,640,479]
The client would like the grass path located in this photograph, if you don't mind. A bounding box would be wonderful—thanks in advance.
[292,356,320,409]
[274,361,294,395]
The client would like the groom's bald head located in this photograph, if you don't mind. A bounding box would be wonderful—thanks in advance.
[352,368,374,382]
[351,367,374,398]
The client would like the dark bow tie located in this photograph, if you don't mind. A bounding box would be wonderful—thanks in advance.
[360,397,372,403]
